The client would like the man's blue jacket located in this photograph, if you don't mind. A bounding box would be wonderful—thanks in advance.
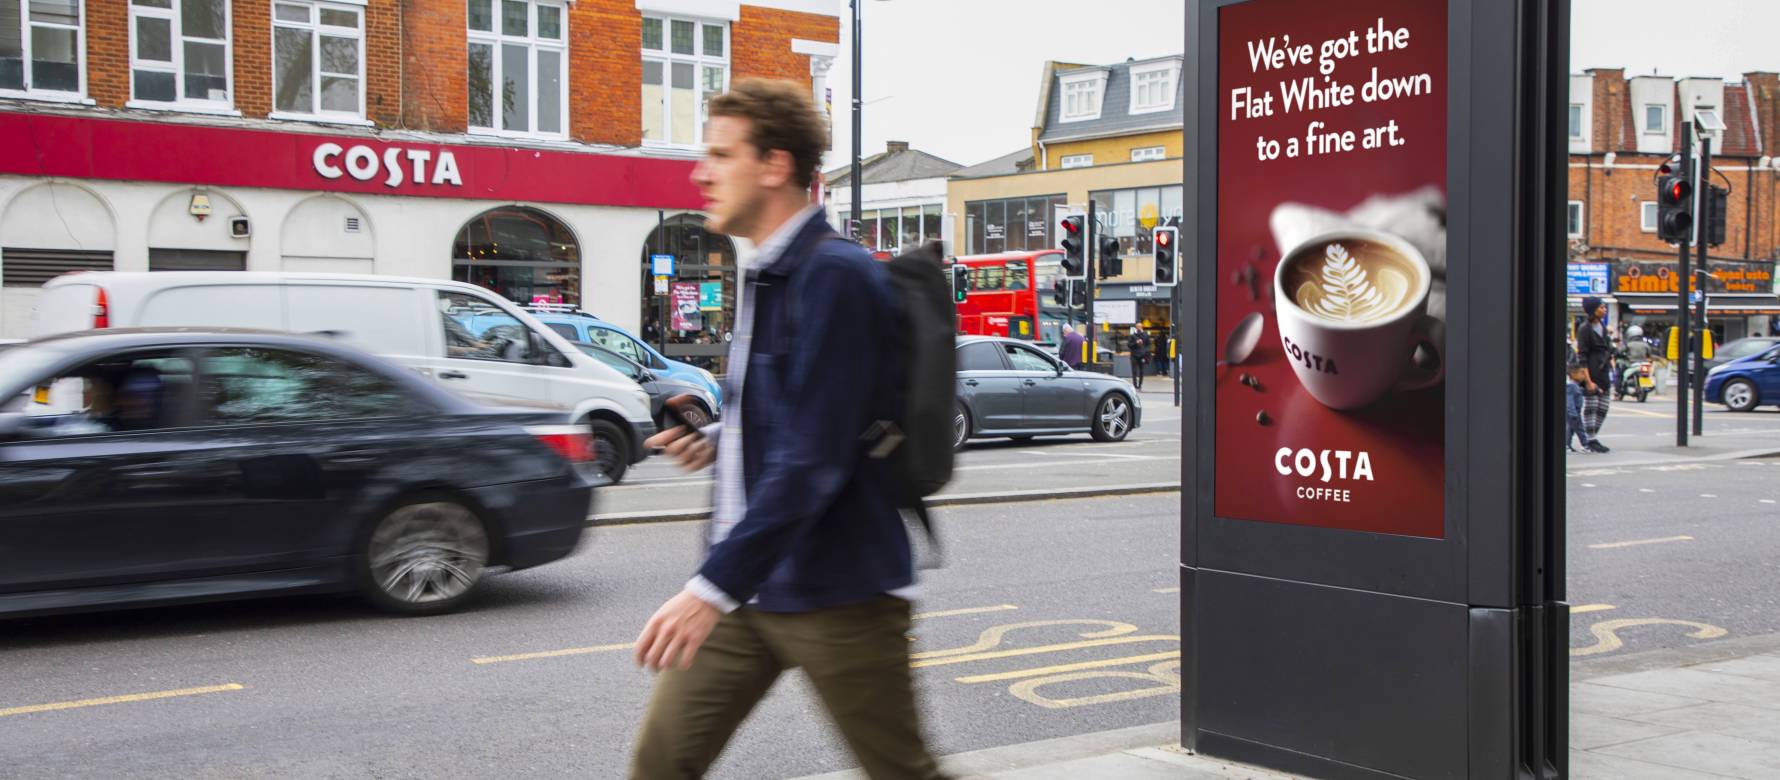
[696,216,913,612]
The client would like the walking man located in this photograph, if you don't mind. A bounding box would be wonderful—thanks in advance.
[629,79,944,780]
[1128,329,1149,390]
[1575,296,1614,453]
[1060,324,1084,369]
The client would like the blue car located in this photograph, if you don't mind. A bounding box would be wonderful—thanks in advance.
[522,307,723,415]
[1704,342,1780,412]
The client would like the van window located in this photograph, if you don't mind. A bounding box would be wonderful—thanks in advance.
[437,291,537,364]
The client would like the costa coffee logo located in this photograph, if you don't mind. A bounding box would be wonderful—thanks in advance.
[312,142,463,188]
[1275,446,1374,504]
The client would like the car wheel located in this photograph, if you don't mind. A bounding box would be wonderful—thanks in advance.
[1091,394,1133,442]
[1724,379,1760,412]
[358,495,489,616]
[679,401,714,429]
[953,403,972,451]
[588,419,630,483]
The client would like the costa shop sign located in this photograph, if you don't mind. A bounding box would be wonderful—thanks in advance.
[0,111,701,209]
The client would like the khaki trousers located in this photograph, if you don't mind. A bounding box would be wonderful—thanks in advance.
[629,596,945,780]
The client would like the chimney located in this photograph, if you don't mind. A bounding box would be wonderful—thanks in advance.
[886,141,909,154]
[1588,68,1625,152]
[1746,72,1780,154]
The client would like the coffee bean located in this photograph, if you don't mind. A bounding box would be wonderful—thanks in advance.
[1239,372,1252,386]
[1256,411,1271,426]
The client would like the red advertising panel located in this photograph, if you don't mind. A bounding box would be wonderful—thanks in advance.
[1216,0,1448,538]
[671,282,703,332]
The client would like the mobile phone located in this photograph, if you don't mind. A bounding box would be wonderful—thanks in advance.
[661,394,707,438]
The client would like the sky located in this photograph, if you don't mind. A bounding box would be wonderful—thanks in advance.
[823,0,1780,173]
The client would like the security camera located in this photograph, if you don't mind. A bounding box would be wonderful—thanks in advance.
[229,216,251,238]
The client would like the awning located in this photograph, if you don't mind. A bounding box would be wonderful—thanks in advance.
[1609,292,1780,314]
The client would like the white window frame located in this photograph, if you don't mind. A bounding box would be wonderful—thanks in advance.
[1128,61,1178,115]
[468,0,570,140]
[1058,69,1106,123]
[1,0,89,103]
[640,13,729,149]
[1640,201,1657,233]
[268,0,367,125]
[1059,153,1093,169]
[1643,104,1666,134]
[127,0,237,114]
[1567,103,1583,140]
[1131,146,1166,162]
[1567,201,1584,239]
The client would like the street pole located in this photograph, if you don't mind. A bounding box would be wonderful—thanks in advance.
[1676,122,1693,448]
[848,0,862,241]
[657,210,669,353]
[1086,199,1098,369]
[1171,281,1181,407]
[1694,137,1711,438]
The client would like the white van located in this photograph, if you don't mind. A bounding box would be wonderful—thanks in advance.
[31,272,656,482]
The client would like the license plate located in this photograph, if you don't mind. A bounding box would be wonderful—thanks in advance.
[1638,377,1655,388]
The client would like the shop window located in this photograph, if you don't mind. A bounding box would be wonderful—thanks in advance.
[638,213,735,373]
[452,206,579,305]
[468,0,567,137]
[272,1,363,121]
[641,14,727,147]
[0,0,83,99]
[129,0,231,110]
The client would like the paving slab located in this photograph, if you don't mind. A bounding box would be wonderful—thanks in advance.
[1624,702,1780,747]
[1569,711,1685,751]
[1697,654,1780,685]
[1569,680,1707,718]
[1587,668,1780,709]
[1569,750,1739,780]
[1593,731,1780,779]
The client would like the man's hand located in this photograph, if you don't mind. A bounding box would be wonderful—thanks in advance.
[646,426,716,471]
[635,589,722,672]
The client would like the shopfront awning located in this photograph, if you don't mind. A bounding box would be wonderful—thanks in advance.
[1607,293,1780,314]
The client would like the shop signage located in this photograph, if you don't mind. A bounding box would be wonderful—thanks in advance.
[1615,260,1775,294]
[651,254,676,276]
[1565,262,1609,295]
[671,283,702,331]
[312,142,462,187]
[698,282,723,311]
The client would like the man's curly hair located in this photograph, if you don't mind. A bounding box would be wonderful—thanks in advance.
[708,78,829,190]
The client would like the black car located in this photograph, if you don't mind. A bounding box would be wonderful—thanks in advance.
[572,341,720,429]
[954,336,1142,448]
[0,329,600,618]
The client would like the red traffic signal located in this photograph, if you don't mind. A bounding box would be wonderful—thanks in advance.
[1155,230,1171,248]
[1664,178,1691,204]
[1059,216,1082,236]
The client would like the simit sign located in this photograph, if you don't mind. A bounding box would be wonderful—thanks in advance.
[313,143,463,188]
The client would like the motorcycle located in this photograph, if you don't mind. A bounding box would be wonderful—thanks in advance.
[1615,359,1654,403]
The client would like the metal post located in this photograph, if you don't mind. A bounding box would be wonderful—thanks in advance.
[1694,139,1711,437]
[1171,284,1181,408]
[849,0,862,240]
[1677,123,1693,447]
[657,210,668,353]
[1086,199,1098,369]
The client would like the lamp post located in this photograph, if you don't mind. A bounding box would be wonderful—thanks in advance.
[849,0,863,241]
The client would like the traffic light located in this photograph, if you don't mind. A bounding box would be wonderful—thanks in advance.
[1656,172,1694,244]
[1098,236,1123,279]
[1058,214,1086,280]
[1152,226,1179,287]
[1070,279,1087,307]
[1707,185,1729,247]
[1051,278,1067,305]
[951,264,970,303]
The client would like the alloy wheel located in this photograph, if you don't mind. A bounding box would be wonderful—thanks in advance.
[367,502,488,605]
[1099,397,1131,439]
[1726,380,1756,411]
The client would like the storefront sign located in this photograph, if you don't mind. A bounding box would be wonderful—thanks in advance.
[651,254,676,276]
[0,112,703,209]
[1099,300,1138,325]
[1566,263,1609,295]
[1615,260,1775,294]
[698,282,723,311]
[1216,0,1448,538]
[671,283,702,331]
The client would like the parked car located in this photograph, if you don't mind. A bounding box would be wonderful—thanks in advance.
[31,272,655,482]
[1705,341,1780,412]
[953,336,1142,448]
[0,329,601,618]
[523,305,724,415]
[572,341,719,430]
[1703,336,1780,373]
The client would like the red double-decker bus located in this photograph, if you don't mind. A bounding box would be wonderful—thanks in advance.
[953,250,1082,343]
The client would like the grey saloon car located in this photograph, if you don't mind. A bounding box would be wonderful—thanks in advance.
[954,336,1142,448]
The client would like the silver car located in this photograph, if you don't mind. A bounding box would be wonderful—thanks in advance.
[953,336,1142,448]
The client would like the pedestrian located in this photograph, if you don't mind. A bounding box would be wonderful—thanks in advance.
[1128,329,1150,390]
[1565,361,1588,452]
[1154,329,1171,377]
[1575,296,1614,453]
[1060,324,1084,369]
[629,78,945,780]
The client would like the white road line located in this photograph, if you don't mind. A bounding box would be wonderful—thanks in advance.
[1638,488,1656,493]
[1587,535,1693,550]
[1761,499,1777,505]
[1701,494,1718,498]
[1581,483,1596,488]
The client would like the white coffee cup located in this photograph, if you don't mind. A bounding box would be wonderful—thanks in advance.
[1272,227,1445,410]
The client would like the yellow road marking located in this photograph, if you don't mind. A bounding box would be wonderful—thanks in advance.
[1152,587,1180,594]
[955,651,1182,683]
[1572,618,1727,657]
[1615,408,1674,419]
[913,604,1018,620]
[0,684,244,718]
[1571,604,1616,614]
[911,635,1179,669]
[1588,535,1693,550]
[471,642,634,665]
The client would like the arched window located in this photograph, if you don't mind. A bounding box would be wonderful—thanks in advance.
[453,206,579,305]
[639,214,735,373]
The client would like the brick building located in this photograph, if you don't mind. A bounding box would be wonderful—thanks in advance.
[0,0,841,359]
[1568,68,1780,343]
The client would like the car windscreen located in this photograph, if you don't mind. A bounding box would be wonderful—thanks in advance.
[0,343,77,401]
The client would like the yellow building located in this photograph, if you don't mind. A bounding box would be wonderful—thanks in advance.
[947,56,1184,349]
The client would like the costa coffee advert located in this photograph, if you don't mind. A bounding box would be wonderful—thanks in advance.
[1215,0,1447,538]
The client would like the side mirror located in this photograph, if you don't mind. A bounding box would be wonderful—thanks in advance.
[638,370,657,383]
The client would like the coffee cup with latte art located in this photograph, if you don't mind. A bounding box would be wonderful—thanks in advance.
[1271,227,1444,410]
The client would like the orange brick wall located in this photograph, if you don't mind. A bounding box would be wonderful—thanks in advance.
[732,6,837,87]
[87,0,127,108]
[232,1,271,117]
[1569,154,1780,265]
[569,0,642,147]
[401,0,469,134]
[366,0,403,127]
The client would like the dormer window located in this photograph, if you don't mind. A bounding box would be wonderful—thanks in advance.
[1644,104,1666,134]
[1128,60,1179,114]
[1059,69,1106,123]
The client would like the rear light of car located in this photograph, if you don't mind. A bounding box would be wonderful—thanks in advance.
[93,287,110,329]
[526,425,597,463]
